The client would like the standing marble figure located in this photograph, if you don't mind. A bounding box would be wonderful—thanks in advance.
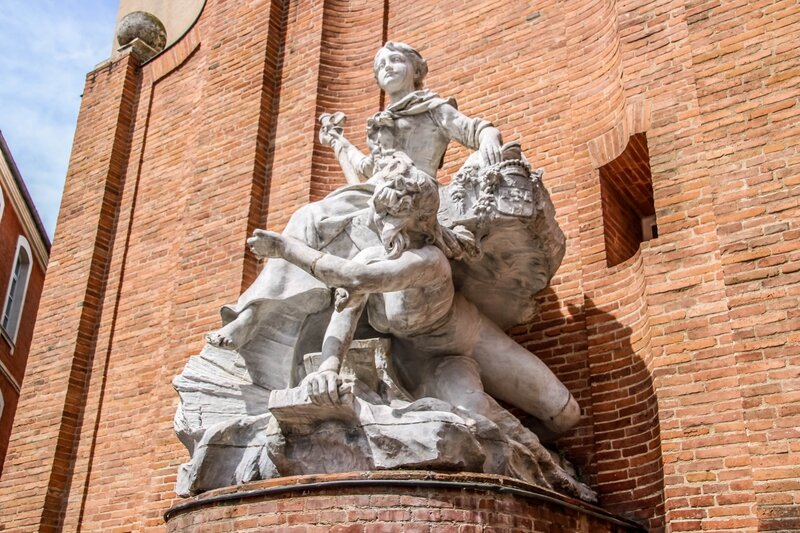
[206,41,502,353]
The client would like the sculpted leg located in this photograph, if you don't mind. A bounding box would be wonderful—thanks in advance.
[471,316,580,438]
[422,356,596,502]
[206,307,255,350]
[421,356,493,415]
[425,357,537,443]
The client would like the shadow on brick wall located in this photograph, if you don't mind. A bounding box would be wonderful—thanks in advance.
[513,288,665,531]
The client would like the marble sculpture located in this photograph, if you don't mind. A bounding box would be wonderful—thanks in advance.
[173,42,596,502]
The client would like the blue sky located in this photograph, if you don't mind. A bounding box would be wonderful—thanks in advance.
[0,0,119,238]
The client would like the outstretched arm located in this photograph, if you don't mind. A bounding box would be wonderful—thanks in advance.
[247,229,433,292]
[319,113,373,183]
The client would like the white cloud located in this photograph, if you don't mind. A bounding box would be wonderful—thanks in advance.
[0,0,118,237]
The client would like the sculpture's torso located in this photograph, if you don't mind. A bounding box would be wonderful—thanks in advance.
[366,90,489,180]
[369,114,450,179]
[354,246,454,337]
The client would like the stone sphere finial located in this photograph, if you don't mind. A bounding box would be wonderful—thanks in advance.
[116,11,167,53]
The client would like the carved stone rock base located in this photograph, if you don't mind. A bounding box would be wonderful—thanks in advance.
[174,339,595,502]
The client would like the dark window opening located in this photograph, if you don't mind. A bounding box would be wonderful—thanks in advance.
[2,242,31,341]
[600,132,656,267]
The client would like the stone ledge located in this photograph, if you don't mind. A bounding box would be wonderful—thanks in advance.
[165,471,646,532]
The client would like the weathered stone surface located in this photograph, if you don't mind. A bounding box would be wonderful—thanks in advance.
[114,0,204,51]
[175,339,595,501]
[441,143,566,330]
[115,11,166,53]
[174,42,593,503]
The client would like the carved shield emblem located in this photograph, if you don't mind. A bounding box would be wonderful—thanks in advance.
[496,167,534,217]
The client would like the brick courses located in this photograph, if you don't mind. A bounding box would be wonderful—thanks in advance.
[0,0,797,531]
[165,472,643,533]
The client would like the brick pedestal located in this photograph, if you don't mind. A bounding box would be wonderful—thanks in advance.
[165,471,645,532]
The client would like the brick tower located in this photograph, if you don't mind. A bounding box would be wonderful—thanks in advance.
[1,1,798,531]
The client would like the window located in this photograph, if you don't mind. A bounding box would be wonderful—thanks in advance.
[2,236,32,343]
[0,187,5,221]
[599,132,656,267]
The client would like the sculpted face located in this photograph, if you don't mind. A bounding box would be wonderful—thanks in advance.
[374,48,416,95]
[371,185,414,256]
[370,154,440,258]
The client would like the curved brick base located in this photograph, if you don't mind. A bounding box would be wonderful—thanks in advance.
[165,471,645,532]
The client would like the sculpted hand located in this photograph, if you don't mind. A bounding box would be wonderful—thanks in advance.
[319,125,338,147]
[247,229,284,259]
[301,370,342,406]
[319,112,346,147]
[334,288,351,312]
[479,129,503,166]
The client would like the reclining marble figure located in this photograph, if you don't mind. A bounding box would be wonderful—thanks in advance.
[173,41,591,501]
[247,153,594,501]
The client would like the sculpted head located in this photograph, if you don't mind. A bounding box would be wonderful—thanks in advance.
[370,153,440,258]
[373,41,428,93]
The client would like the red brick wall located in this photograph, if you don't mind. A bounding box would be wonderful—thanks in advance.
[685,1,800,530]
[0,185,47,475]
[0,50,141,532]
[0,0,798,531]
[165,473,642,533]
[601,174,645,268]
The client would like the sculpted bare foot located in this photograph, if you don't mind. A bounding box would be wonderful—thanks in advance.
[206,330,236,349]
[205,308,255,351]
